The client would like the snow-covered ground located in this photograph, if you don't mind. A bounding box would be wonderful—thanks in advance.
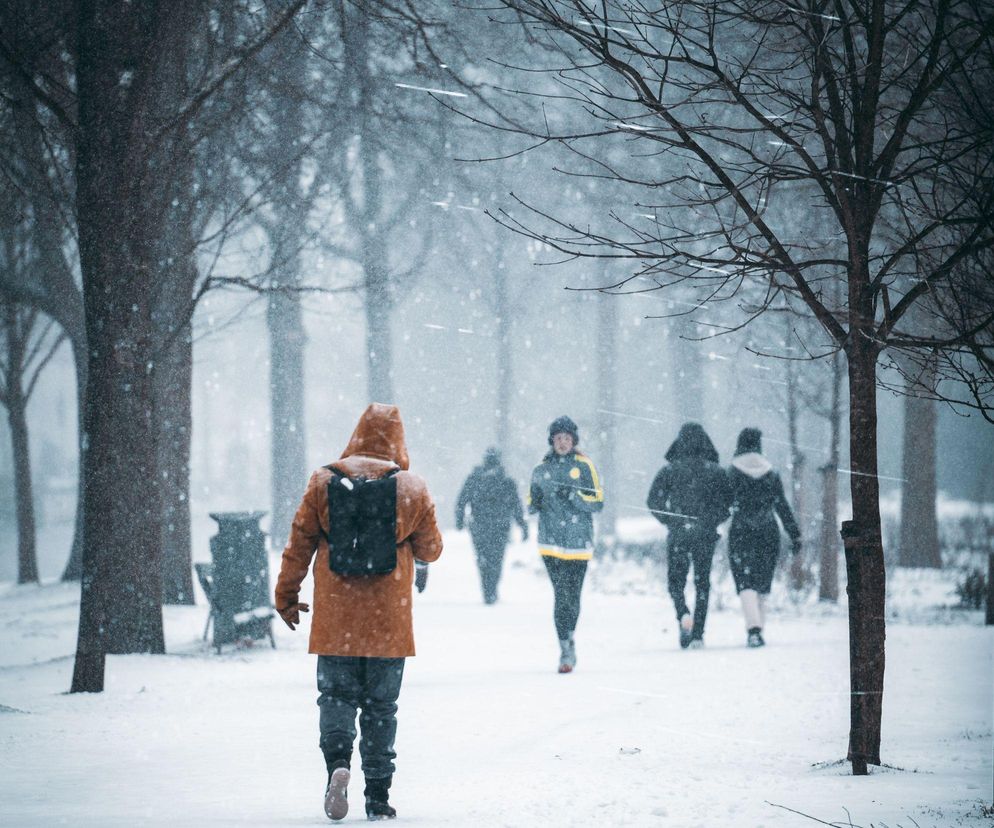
[1,531,991,827]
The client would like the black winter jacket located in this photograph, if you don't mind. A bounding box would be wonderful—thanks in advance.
[455,462,526,545]
[727,452,800,545]
[646,423,731,535]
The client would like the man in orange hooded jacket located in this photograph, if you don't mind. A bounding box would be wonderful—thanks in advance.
[275,403,443,821]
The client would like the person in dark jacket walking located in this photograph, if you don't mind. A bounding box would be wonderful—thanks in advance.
[647,422,731,649]
[455,447,529,604]
[727,427,802,647]
[529,416,604,673]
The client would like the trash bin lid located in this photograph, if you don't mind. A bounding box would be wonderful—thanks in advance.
[209,511,267,525]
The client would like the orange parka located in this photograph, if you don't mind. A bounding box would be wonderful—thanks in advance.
[274,403,443,657]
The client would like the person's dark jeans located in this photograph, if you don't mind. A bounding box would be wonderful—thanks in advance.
[542,557,588,640]
[317,656,405,780]
[473,535,507,603]
[666,529,719,639]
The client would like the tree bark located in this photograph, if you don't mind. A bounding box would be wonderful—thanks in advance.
[9,396,38,585]
[71,0,170,693]
[842,341,886,774]
[60,340,87,581]
[898,363,940,568]
[263,31,310,553]
[818,351,843,602]
[268,286,307,550]
[494,252,513,454]
[156,318,194,604]
[364,250,394,404]
[786,354,809,590]
[596,283,618,538]
[6,70,87,584]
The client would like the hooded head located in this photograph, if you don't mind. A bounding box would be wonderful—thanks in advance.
[735,427,763,457]
[547,415,580,446]
[664,422,719,464]
[340,403,410,470]
[483,447,502,468]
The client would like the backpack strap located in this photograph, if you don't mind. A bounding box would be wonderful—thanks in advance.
[323,463,400,479]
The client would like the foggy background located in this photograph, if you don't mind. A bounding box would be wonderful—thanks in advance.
[3,232,991,581]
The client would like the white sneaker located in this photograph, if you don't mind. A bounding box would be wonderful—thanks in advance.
[324,766,350,821]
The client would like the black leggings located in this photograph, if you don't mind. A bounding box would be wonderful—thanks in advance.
[542,557,589,640]
[667,529,718,639]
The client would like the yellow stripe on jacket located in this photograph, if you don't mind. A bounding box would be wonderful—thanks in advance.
[573,454,604,503]
[539,545,593,561]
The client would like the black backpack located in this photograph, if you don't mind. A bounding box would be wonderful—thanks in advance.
[324,465,399,576]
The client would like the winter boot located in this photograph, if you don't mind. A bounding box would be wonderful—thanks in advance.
[324,761,350,821]
[678,613,694,649]
[364,777,396,821]
[557,636,576,673]
[747,627,765,648]
[687,637,705,650]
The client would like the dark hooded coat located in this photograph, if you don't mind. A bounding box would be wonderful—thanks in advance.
[646,423,731,534]
[455,451,526,547]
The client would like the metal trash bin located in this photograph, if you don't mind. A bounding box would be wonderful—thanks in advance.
[195,511,275,653]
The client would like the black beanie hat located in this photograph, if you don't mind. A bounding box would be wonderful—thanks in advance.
[735,427,763,456]
[548,415,580,446]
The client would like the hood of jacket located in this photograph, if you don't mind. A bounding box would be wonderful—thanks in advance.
[731,452,773,479]
[665,422,720,464]
[339,403,410,470]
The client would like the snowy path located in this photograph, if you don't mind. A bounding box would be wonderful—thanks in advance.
[0,532,991,827]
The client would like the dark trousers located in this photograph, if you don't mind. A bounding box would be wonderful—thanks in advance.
[473,535,507,603]
[317,655,405,780]
[667,529,718,639]
[542,557,589,640]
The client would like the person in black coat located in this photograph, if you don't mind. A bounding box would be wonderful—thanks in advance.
[727,428,802,647]
[647,423,731,649]
[455,447,528,604]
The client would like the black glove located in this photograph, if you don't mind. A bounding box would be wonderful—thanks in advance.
[555,485,572,502]
[415,562,429,593]
[791,538,803,556]
[520,522,529,542]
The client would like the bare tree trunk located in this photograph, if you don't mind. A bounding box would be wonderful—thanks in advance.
[898,362,940,568]
[818,350,843,602]
[842,340,886,775]
[494,250,513,455]
[596,283,618,538]
[786,353,809,589]
[157,319,194,604]
[364,250,394,404]
[60,342,86,580]
[71,1,169,693]
[268,286,307,550]
[6,70,86,584]
[9,395,38,584]
[263,32,310,553]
